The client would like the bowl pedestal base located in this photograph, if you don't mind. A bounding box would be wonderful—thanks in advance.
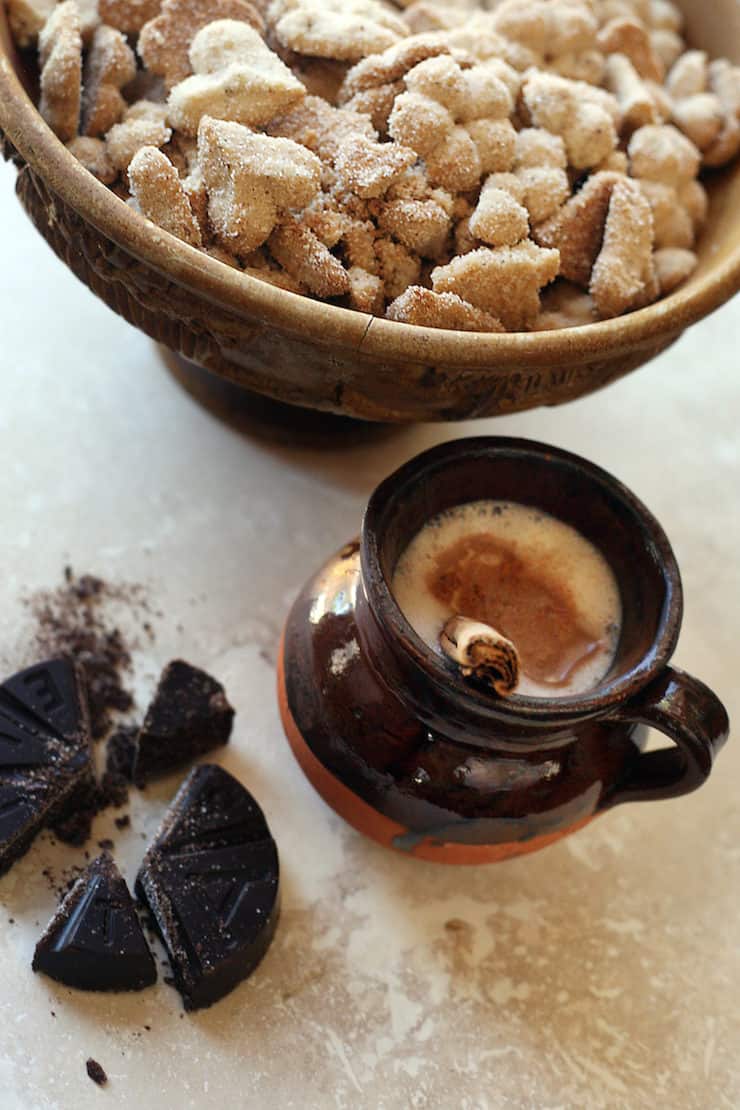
[160,349,401,443]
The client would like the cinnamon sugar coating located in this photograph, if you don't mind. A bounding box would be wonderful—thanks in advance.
[39,1,82,142]
[386,285,504,331]
[167,20,305,135]
[129,145,204,245]
[82,25,137,137]
[139,0,264,89]
[198,116,321,254]
[25,0,740,330]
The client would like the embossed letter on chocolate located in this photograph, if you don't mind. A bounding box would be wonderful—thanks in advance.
[136,764,280,1011]
[0,659,95,876]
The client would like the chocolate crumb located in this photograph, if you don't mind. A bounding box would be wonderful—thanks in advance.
[98,839,114,851]
[51,1011,56,1017]
[52,780,99,846]
[86,1059,107,1087]
[144,1025,151,1031]
[114,815,131,830]
[51,864,86,901]
[51,723,138,845]
[100,726,138,809]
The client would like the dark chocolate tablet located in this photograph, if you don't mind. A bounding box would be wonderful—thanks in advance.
[0,779,57,869]
[0,660,95,876]
[33,854,157,992]
[144,757,272,854]
[132,661,234,786]
[2,659,90,746]
[136,765,279,1011]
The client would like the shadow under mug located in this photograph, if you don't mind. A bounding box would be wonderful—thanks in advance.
[278,437,730,864]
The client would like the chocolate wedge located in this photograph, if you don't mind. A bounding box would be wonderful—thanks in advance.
[132,661,234,786]
[0,659,95,876]
[33,854,157,991]
[136,765,279,1011]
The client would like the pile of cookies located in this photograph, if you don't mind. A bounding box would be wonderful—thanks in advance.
[10,0,740,331]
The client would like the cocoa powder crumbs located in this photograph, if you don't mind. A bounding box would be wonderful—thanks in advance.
[53,737,137,846]
[25,568,141,741]
[41,862,86,899]
[21,570,152,843]
[52,779,102,846]
[101,725,138,809]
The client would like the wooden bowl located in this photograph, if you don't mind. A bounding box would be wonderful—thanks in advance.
[1,0,739,423]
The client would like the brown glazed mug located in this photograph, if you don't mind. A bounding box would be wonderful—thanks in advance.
[278,438,730,864]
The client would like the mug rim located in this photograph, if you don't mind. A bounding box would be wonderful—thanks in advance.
[361,436,683,724]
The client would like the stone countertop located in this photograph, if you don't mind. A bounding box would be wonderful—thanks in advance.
[1,159,739,1110]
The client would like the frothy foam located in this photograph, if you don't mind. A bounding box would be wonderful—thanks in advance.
[391,500,621,700]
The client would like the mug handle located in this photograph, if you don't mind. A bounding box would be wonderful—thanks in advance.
[604,666,729,806]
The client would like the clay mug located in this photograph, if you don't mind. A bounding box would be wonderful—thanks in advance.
[278,438,730,864]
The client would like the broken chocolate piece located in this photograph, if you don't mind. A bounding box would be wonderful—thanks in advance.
[0,779,58,866]
[33,854,157,992]
[136,765,279,1011]
[144,757,273,853]
[0,659,95,876]
[132,661,234,786]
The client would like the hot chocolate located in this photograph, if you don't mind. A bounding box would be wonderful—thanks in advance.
[391,500,621,699]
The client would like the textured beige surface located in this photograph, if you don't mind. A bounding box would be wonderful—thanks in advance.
[1,157,739,1109]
